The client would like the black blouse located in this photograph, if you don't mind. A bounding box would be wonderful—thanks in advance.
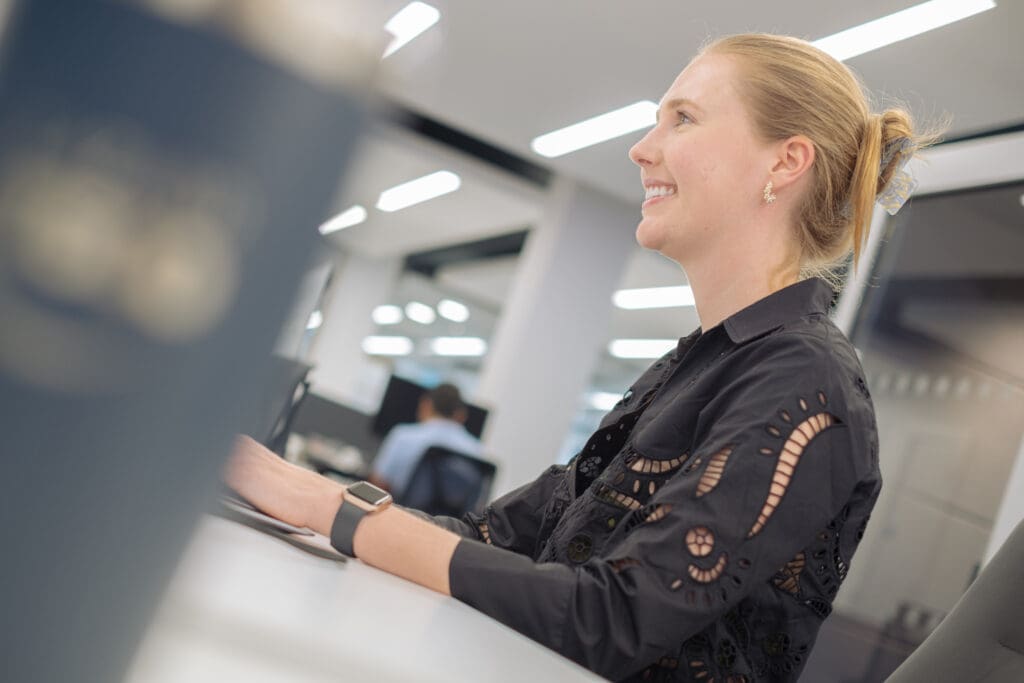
[426,278,881,682]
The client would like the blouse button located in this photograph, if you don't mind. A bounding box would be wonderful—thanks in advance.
[566,534,594,563]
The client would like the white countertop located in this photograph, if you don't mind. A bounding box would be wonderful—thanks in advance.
[124,515,605,683]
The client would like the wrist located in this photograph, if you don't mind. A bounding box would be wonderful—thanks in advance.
[305,480,346,536]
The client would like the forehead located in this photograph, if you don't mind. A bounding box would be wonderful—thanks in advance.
[660,53,741,112]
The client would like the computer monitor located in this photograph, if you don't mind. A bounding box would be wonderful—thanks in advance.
[246,354,313,455]
[372,375,489,439]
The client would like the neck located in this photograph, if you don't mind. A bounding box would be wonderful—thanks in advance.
[682,237,801,332]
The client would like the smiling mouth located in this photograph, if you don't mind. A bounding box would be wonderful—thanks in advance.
[643,185,676,206]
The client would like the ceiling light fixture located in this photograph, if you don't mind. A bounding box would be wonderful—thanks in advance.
[608,339,677,360]
[429,337,487,357]
[372,305,404,325]
[812,0,996,61]
[382,2,440,59]
[361,336,413,356]
[587,391,623,412]
[437,299,470,322]
[405,301,436,324]
[318,205,367,234]
[376,170,461,212]
[306,310,323,330]
[613,285,695,310]
[530,101,658,158]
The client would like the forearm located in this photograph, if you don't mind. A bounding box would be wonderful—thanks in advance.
[353,505,461,595]
[305,489,460,595]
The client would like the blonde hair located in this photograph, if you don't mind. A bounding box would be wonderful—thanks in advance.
[703,34,943,281]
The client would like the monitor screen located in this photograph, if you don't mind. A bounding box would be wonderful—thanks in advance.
[372,375,488,439]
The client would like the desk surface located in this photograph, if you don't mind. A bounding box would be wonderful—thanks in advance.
[124,515,605,683]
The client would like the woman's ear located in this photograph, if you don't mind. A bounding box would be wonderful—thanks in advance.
[770,134,815,191]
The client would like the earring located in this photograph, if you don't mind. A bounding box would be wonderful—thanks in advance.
[763,180,777,205]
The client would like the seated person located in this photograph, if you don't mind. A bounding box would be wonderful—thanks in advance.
[225,33,936,681]
[368,383,482,498]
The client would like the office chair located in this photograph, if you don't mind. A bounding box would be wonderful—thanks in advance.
[885,518,1024,683]
[397,446,498,517]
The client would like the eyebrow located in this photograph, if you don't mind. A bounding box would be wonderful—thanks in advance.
[655,98,702,123]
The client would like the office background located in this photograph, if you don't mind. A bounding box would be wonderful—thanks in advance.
[268,2,1024,679]
[2,1,1021,681]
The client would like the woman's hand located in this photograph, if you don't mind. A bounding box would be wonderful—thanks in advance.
[224,434,346,536]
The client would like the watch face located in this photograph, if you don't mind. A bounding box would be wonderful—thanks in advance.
[347,481,391,506]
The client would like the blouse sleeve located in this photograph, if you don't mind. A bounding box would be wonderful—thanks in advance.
[448,333,877,680]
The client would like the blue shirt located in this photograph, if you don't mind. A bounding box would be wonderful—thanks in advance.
[371,418,483,496]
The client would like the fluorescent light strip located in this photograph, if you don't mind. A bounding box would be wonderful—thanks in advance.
[588,391,623,412]
[362,336,413,356]
[429,337,487,357]
[437,299,470,322]
[372,305,403,325]
[318,205,367,234]
[376,171,461,212]
[609,339,677,360]
[383,2,440,58]
[813,0,996,61]
[613,285,695,310]
[405,301,436,325]
[531,101,658,158]
[306,310,323,330]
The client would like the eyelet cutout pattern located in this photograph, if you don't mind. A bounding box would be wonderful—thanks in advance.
[644,503,672,524]
[747,394,840,538]
[594,482,642,510]
[628,451,689,474]
[772,551,805,596]
[657,656,679,670]
[688,552,728,583]
[696,446,732,497]
[686,526,715,557]
[608,557,641,573]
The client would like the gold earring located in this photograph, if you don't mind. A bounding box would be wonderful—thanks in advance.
[763,180,777,204]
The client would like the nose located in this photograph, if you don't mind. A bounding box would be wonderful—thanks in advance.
[629,127,657,168]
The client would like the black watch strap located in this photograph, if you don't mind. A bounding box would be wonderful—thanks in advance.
[329,501,365,557]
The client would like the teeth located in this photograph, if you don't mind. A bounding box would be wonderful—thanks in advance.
[644,185,676,200]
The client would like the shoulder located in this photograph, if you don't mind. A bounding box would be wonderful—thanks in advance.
[729,315,877,446]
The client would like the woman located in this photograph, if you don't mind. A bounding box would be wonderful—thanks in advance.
[228,34,933,682]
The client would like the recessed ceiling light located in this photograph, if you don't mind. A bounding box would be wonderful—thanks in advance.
[437,299,470,322]
[376,171,461,212]
[429,337,487,357]
[372,305,403,325]
[608,339,677,359]
[813,0,996,62]
[383,2,440,59]
[613,285,695,310]
[405,301,436,324]
[361,336,413,356]
[318,205,367,234]
[530,101,658,158]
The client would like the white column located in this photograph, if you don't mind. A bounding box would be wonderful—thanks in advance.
[476,178,637,496]
[983,433,1024,565]
[307,249,402,413]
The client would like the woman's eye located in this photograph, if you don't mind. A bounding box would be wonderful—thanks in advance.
[676,111,693,126]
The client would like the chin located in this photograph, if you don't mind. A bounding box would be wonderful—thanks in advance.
[635,219,666,251]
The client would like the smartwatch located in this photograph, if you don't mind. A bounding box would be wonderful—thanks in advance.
[329,481,393,557]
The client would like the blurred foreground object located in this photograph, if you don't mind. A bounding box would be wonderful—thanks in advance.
[0,1,371,681]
